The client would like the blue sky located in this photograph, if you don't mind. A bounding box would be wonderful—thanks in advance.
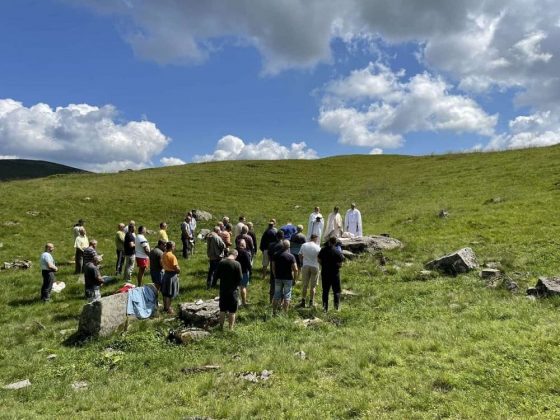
[0,0,558,171]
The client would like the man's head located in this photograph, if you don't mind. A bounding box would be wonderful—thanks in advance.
[129,220,136,226]
[247,222,254,230]
[351,203,356,210]
[222,216,230,224]
[297,224,304,233]
[213,226,221,234]
[166,241,175,251]
[309,234,318,243]
[138,225,146,234]
[227,249,238,259]
[89,239,97,248]
[314,206,320,213]
[45,243,54,252]
[276,230,285,240]
[93,255,103,265]
[157,239,166,250]
[328,236,337,246]
[225,224,232,232]
[334,206,339,213]
[282,239,290,251]
[128,224,135,233]
[238,239,246,249]
[269,218,276,226]
[77,219,84,226]
[185,214,192,221]
[241,225,248,234]
[160,222,167,230]
[79,227,86,236]
[239,215,245,222]
[118,223,125,231]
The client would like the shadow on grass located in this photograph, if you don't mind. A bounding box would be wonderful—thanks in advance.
[62,330,93,348]
[53,313,79,322]
[8,296,40,306]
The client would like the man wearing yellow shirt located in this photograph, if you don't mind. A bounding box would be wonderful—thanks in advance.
[157,222,169,243]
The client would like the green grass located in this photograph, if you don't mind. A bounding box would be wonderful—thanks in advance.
[2,146,560,418]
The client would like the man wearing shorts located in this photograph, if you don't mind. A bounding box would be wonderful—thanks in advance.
[215,249,243,330]
[272,240,298,314]
[135,225,150,286]
[236,239,252,306]
[298,233,321,307]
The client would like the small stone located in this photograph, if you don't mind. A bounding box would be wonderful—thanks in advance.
[438,210,449,218]
[46,354,57,361]
[418,270,436,280]
[181,365,220,374]
[172,328,210,344]
[26,210,40,216]
[3,379,31,390]
[481,268,501,279]
[341,289,358,296]
[83,197,91,201]
[294,350,306,360]
[294,317,323,328]
[526,287,538,296]
[71,381,89,391]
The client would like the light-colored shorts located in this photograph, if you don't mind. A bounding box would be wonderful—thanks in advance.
[301,265,319,290]
[274,279,293,301]
[240,272,250,287]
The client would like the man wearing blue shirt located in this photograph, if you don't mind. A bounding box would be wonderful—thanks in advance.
[40,243,58,302]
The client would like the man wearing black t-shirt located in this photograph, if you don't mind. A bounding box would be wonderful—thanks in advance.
[215,249,243,330]
[318,236,344,311]
[272,240,298,313]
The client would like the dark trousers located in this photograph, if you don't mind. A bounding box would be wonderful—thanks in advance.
[115,250,124,274]
[182,236,193,259]
[74,248,84,274]
[207,259,221,288]
[269,263,276,303]
[41,270,55,301]
[321,273,341,311]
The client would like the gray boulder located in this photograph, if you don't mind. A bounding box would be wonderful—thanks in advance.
[78,292,129,337]
[425,247,478,275]
[192,210,213,221]
[481,268,501,279]
[338,235,402,254]
[532,277,560,296]
[171,328,211,344]
[179,299,220,328]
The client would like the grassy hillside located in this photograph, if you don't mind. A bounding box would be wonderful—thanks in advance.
[0,159,86,182]
[1,146,560,418]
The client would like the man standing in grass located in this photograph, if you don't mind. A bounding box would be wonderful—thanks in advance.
[290,225,306,276]
[324,206,343,240]
[215,249,242,330]
[161,241,181,315]
[307,206,322,238]
[259,219,277,279]
[82,239,98,267]
[157,222,169,243]
[234,215,246,238]
[298,234,321,308]
[180,214,194,259]
[149,240,166,290]
[344,203,362,238]
[40,243,58,302]
[123,224,136,281]
[74,227,88,274]
[272,240,298,314]
[236,239,252,306]
[115,223,125,275]
[207,226,226,289]
[135,225,150,286]
[84,255,104,302]
[318,236,344,312]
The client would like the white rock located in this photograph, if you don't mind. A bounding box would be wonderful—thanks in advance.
[3,379,31,390]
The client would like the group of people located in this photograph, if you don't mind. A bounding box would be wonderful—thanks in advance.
[40,204,363,329]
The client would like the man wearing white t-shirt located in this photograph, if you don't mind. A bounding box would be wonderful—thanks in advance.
[135,225,151,286]
[298,234,321,307]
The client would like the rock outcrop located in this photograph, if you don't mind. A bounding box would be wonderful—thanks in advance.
[338,235,402,254]
[425,247,478,275]
[78,292,129,337]
[192,210,213,221]
[179,299,220,328]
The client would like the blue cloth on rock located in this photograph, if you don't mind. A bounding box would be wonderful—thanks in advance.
[126,285,158,319]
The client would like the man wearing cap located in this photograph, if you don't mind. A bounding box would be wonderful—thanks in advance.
[40,243,58,302]
[84,255,104,302]
[344,203,363,237]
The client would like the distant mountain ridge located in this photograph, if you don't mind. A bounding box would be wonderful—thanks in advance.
[0,159,87,181]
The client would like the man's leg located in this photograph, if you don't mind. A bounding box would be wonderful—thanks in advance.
[309,267,319,307]
[300,266,309,306]
[332,273,342,310]
[41,271,54,301]
[115,250,124,275]
[228,313,236,330]
[282,280,292,311]
[219,311,226,329]
[124,255,135,281]
[322,274,331,311]
[74,249,81,274]
[272,279,283,314]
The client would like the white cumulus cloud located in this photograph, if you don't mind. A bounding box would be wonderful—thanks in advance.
[193,134,317,162]
[319,63,497,152]
[0,99,170,172]
[160,156,186,166]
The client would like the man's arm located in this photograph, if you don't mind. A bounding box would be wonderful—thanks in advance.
[47,258,57,272]
[291,262,298,280]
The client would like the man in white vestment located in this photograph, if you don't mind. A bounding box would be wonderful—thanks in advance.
[344,203,362,237]
[324,206,343,240]
[307,206,322,238]
[308,215,324,241]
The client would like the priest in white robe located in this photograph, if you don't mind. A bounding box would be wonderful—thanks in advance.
[307,206,322,238]
[324,206,343,240]
[344,203,362,237]
[308,215,324,241]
